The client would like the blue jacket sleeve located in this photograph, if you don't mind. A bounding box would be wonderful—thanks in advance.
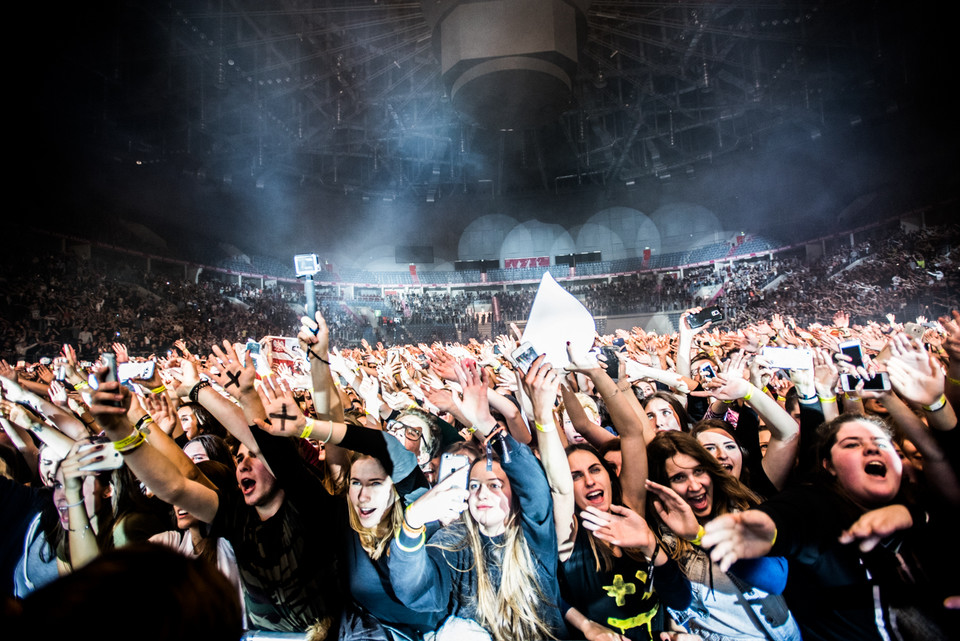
[387,525,455,614]
[730,556,789,595]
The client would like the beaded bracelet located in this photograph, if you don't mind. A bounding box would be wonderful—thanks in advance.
[189,380,211,403]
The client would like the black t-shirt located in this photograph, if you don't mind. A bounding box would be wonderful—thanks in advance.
[758,484,954,641]
[211,426,345,634]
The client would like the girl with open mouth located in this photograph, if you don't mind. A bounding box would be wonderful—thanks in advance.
[646,431,801,641]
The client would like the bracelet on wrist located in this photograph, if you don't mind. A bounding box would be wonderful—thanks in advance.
[189,380,211,403]
[395,526,426,552]
[684,525,706,547]
[922,394,948,412]
[113,430,147,454]
[402,504,426,535]
[149,384,167,394]
[534,421,556,433]
[818,395,837,404]
[300,418,314,440]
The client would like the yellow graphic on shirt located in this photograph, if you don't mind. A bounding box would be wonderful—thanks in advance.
[637,569,655,598]
[603,574,636,606]
[607,602,659,636]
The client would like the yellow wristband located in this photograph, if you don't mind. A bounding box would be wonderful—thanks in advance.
[395,527,426,552]
[150,384,166,394]
[777,395,787,403]
[686,524,706,546]
[742,389,753,402]
[947,376,960,387]
[534,421,556,433]
[770,527,778,547]
[922,394,948,412]
[818,395,837,404]
[300,418,314,440]
[113,430,146,453]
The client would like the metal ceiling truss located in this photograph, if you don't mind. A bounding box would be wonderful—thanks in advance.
[115,1,899,198]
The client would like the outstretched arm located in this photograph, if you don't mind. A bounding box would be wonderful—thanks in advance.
[522,354,576,561]
[88,374,220,524]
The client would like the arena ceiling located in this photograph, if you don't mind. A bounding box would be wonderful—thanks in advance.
[32,0,952,210]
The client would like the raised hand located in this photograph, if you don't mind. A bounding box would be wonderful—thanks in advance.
[886,334,945,407]
[0,359,19,384]
[403,465,470,529]
[112,342,130,364]
[812,348,840,397]
[833,310,850,329]
[209,340,256,399]
[35,364,55,385]
[565,342,603,374]
[521,354,563,425]
[690,373,751,401]
[702,510,778,572]
[838,504,914,553]
[48,380,70,407]
[938,310,960,362]
[142,391,182,436]
[427,348,458,382]
[452,360,496,433]
[254,376,307,437]
[645,479,700,540]
[298,311,331,363]
[580,505,658,558]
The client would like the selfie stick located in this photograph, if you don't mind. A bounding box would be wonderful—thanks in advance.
[305,275,316,320]
[294,254,319,321]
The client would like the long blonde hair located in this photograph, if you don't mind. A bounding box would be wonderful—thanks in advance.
[346,453,404,561]
[434,460,556,641]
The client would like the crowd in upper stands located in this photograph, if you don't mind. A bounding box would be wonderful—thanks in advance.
[3,223,957,363]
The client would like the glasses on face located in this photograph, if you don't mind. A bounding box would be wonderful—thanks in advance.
[386,419,422,441]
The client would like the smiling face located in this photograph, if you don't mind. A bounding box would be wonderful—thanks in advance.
[235,444,283,517]
[665,453,714,519]
[568,449,613,512]
[467,460,513,536]
[348,456,396,529]
[697,429,743,479]
[646,397,681,432]
[825,420,902,507]
[52,466,109,530]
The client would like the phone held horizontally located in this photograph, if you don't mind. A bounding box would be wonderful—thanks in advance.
[687,306,723,329]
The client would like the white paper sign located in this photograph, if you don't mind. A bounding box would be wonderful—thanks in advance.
[520,272,597,370]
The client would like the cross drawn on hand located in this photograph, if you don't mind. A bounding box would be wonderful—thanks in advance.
[224,369,242,390]
[269,404,298,433]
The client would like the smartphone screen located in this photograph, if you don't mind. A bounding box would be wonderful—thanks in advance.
[511,343,539,373]
[600,346,619,381]
[839,341,864,369]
